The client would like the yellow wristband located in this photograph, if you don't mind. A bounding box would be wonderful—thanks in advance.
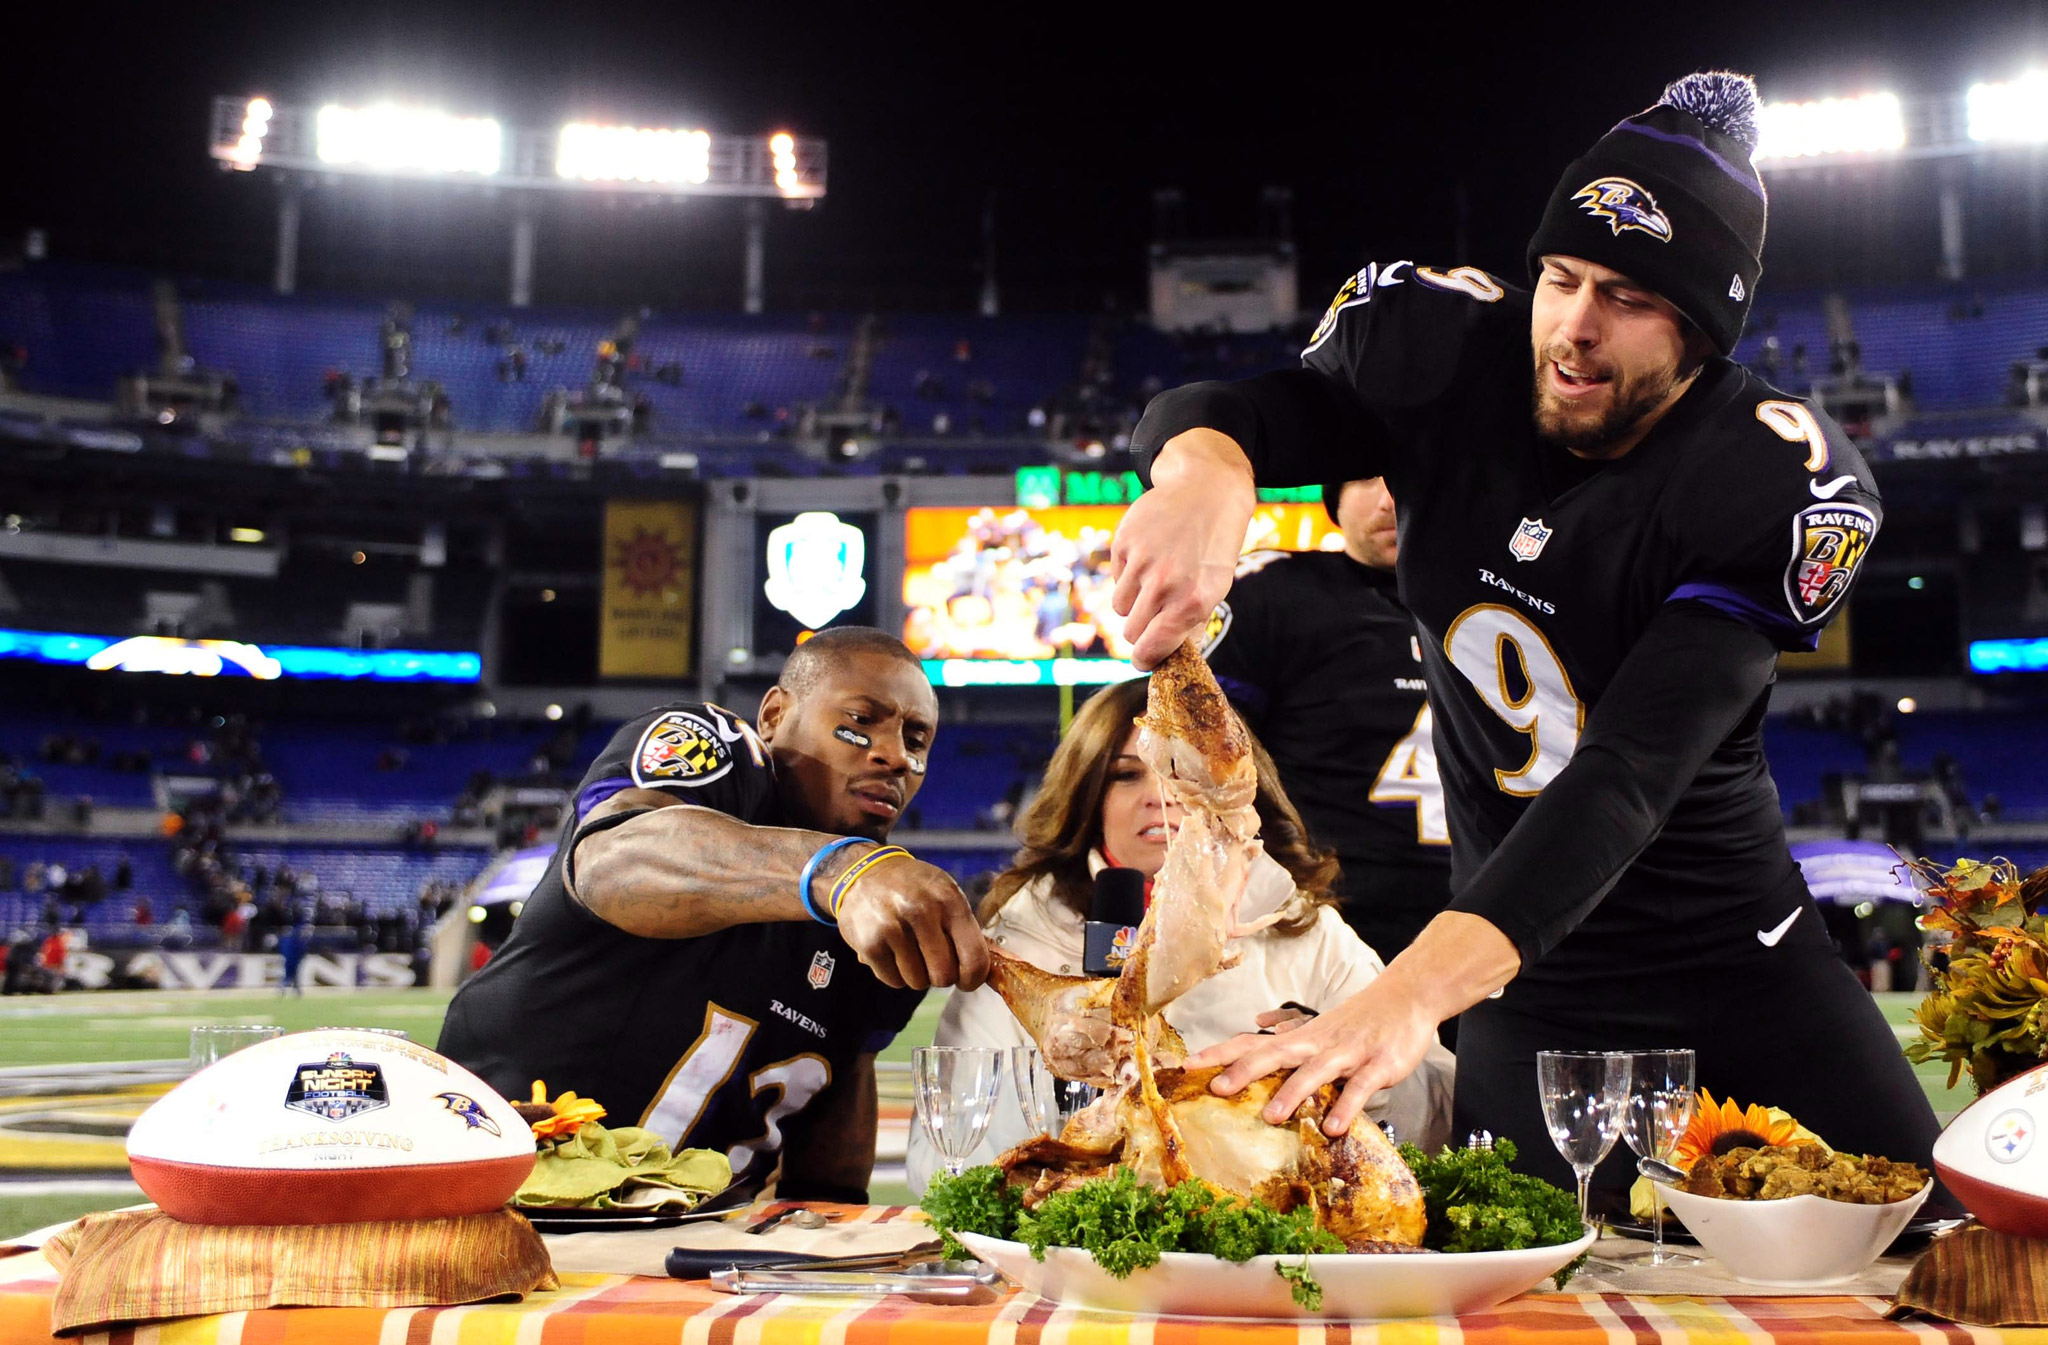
[828,845,913,919]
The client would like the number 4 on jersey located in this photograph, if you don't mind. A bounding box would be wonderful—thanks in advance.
[1370,704,1451,845]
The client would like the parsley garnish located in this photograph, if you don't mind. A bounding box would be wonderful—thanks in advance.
[922,1166,1340,1308]
[1396,1138,1588,1288]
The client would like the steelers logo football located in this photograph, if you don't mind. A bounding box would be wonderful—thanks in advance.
[1932,1059,2048,1236]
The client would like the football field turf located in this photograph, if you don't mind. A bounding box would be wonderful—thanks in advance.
[0,989,1963,1238]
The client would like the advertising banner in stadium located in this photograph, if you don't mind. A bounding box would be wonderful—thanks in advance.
[600,499,698,680]
[62,948,421,991]
[903,503,1342,684]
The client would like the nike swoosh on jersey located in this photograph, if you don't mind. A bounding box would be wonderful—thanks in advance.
[1808,475,1858,499]
[1756,908,1803,947]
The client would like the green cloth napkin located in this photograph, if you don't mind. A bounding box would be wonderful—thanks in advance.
[513,1122,731,1210]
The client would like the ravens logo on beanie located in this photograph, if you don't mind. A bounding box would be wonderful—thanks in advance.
[1526,72,1767,355]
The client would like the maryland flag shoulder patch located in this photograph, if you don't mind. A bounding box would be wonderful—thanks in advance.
[1198,601,1233,657]
[1304,266,1374,356]
[632,710,734,788]
[1784,502,1877,625]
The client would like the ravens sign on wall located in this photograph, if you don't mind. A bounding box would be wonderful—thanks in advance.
[632,710,734,787]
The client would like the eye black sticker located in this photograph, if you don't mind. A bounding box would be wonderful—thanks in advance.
[834,726,871,748]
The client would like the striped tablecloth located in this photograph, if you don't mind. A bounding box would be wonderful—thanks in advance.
[4,1204,2044,1345]
[1,1267,2032,1345]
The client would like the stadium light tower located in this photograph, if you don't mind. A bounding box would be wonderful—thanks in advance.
[1752,84,1999,281]
[210,96,827,310]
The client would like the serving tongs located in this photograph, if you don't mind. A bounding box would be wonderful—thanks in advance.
[707,1257,999,1298]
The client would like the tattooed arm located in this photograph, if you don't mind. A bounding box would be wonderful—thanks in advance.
[569,789,989,990]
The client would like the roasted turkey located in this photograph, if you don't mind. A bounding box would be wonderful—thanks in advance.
[985,641,1426,1249]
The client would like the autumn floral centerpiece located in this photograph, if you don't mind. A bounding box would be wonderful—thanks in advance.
[1905,858,2048,1095]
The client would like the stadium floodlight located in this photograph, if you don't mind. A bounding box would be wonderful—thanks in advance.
[315,103,502,177]
[1968,71,2048,143]
[226,97,273,170]
[556,123,711,184]
[770,131,801,195]
[212,96,824,198]
[1753,92,1906,162]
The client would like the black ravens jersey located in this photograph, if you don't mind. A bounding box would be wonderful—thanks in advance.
[437,702,924,1191]
[1135,264,1946,1205]
[1289,262,1878,976]
[1144,261,1880,974]
[1202,549,1452,960]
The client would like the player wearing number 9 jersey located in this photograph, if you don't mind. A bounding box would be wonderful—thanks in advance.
[438,628,988,1202]
[1121,72,1946,1207]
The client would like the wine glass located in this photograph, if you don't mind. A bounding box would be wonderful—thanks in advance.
[913,1046,1003,1178]
[1622,1049,1699,1266]
[1054,1078,1102,1128]
[1537,1049,1631,1230]
[1010,1045,1058,1136]
[1011,1046,1103,1139]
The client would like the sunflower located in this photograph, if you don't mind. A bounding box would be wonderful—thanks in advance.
[1630,1090,1827,1219]
[1669,1089,1825,1171]
[515,1080,607,1141]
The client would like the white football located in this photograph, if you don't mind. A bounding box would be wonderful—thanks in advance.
[128,1029,535,1225]
[1932,1058,2048,1236]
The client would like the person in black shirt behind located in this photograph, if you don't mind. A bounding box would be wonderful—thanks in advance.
[1204,478,1453,973]
[439,628,989,1203]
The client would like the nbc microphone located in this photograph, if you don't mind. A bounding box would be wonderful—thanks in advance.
[1082,868,1147,977]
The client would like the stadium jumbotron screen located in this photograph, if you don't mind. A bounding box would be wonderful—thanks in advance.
[903,504,1343,687]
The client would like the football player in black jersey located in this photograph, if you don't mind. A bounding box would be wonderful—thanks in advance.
[1204,478,1454,968]
[439,628,988,1203]
[1108,72,1946,1205]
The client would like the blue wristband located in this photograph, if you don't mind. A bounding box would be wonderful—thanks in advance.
[797,837,869,925]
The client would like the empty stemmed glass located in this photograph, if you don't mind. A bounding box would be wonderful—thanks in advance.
[1010,1045,1058,1136]
[912,1046,1004,1178]
[1537,1050,1632,1231]
[1621,1049,1699,1266]
[1011,1045,1102,1138]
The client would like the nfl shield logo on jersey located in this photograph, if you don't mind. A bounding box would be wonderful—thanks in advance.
[1509,518,1553,563]
[808,950,835,990]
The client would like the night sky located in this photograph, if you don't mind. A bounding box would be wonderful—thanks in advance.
[8,1,2048,311]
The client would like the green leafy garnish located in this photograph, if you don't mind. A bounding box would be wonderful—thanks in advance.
[1397,1138,1588,1288]
[1275,1257,1323,1311]
[920,1164,1024,1260]
[921,1166,1340,1308]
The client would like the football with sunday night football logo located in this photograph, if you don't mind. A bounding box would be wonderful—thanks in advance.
[126,1029,534,1225]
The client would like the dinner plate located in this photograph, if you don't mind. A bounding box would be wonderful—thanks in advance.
[516,1180,754,1234]
[956,1228,1598,1320]
[1604,1212,1961,1251]
[520,1206,698,1234]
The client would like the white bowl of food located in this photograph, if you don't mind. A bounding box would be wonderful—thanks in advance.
[1652,1180,1930,1287]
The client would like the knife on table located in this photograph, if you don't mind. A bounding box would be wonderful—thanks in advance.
[665,1240,943,1280]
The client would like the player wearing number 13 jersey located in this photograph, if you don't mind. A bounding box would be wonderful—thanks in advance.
[439,629,989,1202]
[1124,73,1944,1206]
